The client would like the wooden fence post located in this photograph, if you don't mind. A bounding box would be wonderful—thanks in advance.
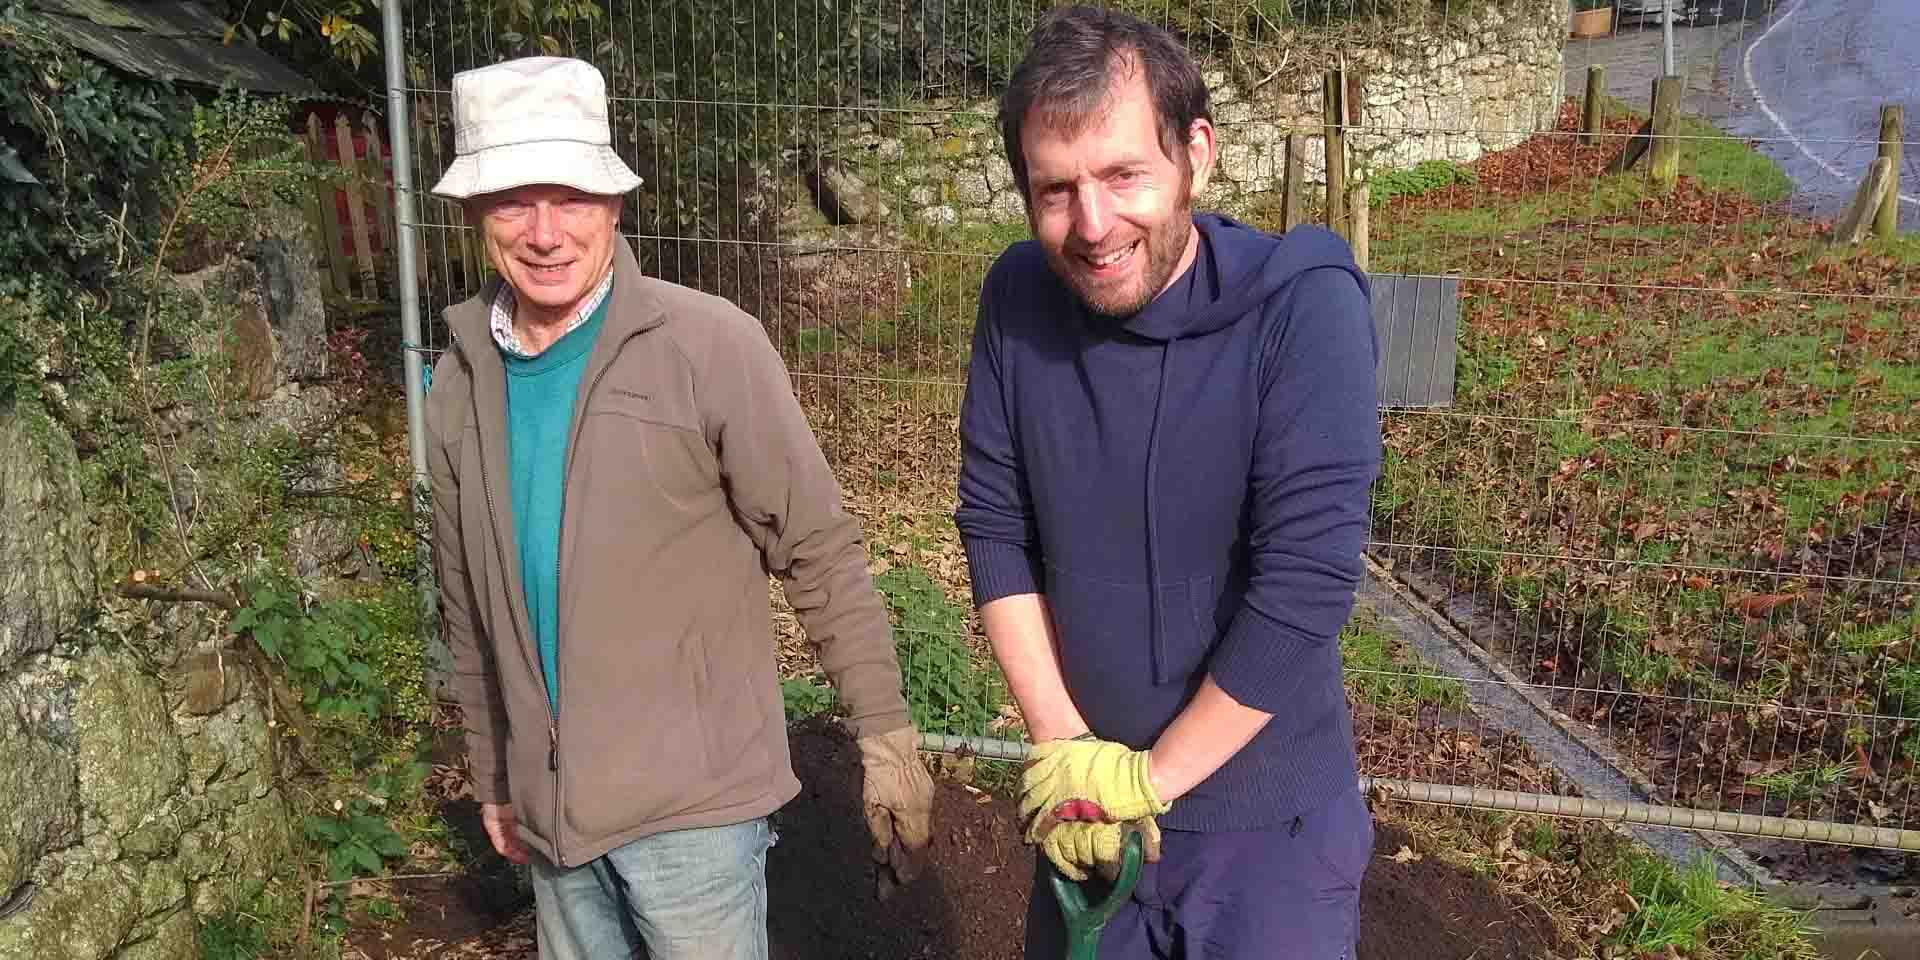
[1835,158,1894,246]
[334,114,377,296]
[1324,68,1347,239]
[1581,66,1606,146]
[410,107,436,283]
[304,114,351,298]
[1350,184,1369,271]
[1877,105,1903,239]
[362,111,393,257]
[1283,132,1305,231]
[1648,76,1681,194]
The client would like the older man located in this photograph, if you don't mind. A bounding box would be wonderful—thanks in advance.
[955,7,1380,959]
[423,56,934,959]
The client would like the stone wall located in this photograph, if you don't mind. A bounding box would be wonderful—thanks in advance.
[0,414,295,960]
[759,0,1566,239]
[0,196,335,958]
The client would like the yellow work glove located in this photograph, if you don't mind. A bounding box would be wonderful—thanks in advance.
[1018,736,1169,845]
[1031,815,1163,882]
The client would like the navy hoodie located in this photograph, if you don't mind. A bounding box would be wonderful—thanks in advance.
[954,214,1381,832]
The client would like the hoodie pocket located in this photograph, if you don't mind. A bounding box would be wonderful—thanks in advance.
[1153,574,1218,685]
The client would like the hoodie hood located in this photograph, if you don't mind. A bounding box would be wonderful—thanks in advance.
[1116,214,1364,342]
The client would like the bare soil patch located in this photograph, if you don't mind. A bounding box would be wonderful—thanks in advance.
[346,717,1568,959]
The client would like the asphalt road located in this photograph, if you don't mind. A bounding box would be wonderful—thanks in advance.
[1727,0,1920,225]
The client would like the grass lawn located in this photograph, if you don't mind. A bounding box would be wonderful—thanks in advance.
[1364,102,1920,830]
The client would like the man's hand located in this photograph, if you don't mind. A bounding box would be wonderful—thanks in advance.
[1019,737,1169,843]
[480,802,528,865]
[1029,815,1162,882]
[856,726,935,890]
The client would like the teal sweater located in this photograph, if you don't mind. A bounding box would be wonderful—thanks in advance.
[501,298,609,712]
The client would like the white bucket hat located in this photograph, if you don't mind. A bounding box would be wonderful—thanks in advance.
[429,56,643,200]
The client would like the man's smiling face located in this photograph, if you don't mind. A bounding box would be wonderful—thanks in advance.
[1020,62,1214,319]
[469,183,623,324]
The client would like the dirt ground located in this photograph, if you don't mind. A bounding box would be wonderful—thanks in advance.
[345,717,1565,960]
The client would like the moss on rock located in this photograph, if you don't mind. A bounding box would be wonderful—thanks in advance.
[0,689,79,897]
[0,861,141,960]
[73,653,187,838]
[0,412,96,666]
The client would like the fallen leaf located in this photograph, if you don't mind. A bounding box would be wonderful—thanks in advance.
[1869,800,1891,821]
[1683,576,1713,591]
[1632,521,1661,543]
[1391,845,1423,863]
[1729,593,1801,618]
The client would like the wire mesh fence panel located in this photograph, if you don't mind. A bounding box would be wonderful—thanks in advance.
[390,0,1919,870]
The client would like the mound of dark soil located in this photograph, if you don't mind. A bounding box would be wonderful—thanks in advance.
[768,719,1031,960]
[1358,821,1567,960]
[769,717,1567,960]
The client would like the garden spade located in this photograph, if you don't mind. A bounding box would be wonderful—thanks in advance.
[1048,827,1145,960]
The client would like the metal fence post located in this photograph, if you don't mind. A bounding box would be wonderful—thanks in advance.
[380,0,448,692]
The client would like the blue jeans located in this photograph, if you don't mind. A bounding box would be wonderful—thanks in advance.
[529,817,775,960]
[1025,788,1373,959]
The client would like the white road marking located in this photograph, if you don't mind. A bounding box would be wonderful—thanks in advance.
[1740,0,1918,206]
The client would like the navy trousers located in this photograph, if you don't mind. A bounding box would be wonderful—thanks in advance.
[1024,788,1373,960]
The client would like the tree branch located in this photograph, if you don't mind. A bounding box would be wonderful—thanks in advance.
[117,582,240,611]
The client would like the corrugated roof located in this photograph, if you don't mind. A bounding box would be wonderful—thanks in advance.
[23,0,320,95]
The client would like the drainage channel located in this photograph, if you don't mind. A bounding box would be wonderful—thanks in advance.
[1356,557,1775,888]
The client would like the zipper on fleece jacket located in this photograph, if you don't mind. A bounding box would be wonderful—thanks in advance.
[543,339,625,867]
[456,330,569,867]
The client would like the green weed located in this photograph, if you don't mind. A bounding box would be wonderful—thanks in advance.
[1455,346,1519,398]
[233,578,388,725]
[1746,761,1857,800]
[197,914,271,960]
[304,793,411,898]
[781,676,836,720]
[1339,613,1466,709]
[1520,819,1561,858]
[1609,852,1818,959]
[1882,664,1920,719]
[875,561,1006,737]
[1368,160,1477,207]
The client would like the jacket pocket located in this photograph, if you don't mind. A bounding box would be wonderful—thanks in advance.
[562,631,715,839]
[696,633,761,778]
[587,398,717,510]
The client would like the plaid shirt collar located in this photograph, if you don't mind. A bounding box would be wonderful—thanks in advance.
[489,268,615,358]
